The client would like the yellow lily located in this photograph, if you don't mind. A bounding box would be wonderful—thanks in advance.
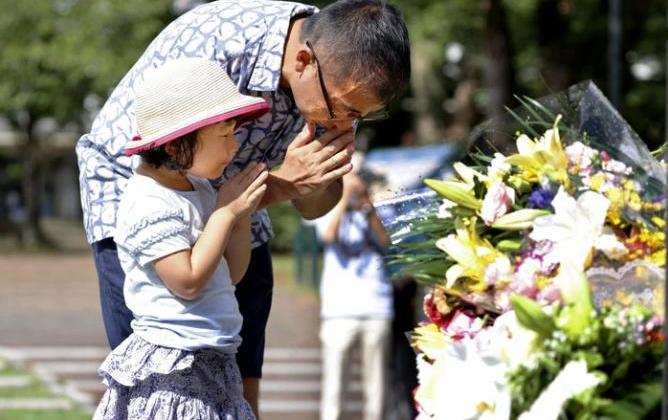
[453,162,491,187]
[505,116,569,183]
[436,218,510,290]
[412,323,449,360]
[424,178,482,210]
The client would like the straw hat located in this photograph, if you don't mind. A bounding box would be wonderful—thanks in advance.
[125,58,269,155]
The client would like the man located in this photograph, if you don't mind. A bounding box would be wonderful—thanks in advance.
[76,0,410,416]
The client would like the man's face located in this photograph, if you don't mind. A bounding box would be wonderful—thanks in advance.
[291,43,384,129]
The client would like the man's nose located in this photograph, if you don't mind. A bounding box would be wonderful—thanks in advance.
[334,119,357,130]
[313,118,356,133]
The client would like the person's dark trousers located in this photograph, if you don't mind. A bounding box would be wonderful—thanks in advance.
[390,277,419,419]
[92,238,134,349]
[92,237,275,378]
[234,243,274,378]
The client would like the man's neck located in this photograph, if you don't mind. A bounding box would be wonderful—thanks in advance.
[279,17,305,93]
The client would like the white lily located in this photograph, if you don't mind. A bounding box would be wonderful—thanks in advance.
[414,338,511,420]
[454,162,490,187]
[518,360,601,420]
[529,188,626,270]
[437,198,457,219]
[488,153,511,181]
[488,311,538,371]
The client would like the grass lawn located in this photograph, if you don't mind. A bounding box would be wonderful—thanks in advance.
[0,410,91,420]
[272,253,295,281]
[271,253,320,296]
[0,359,91,420]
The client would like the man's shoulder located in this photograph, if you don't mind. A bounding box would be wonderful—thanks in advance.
[188,0,313,23]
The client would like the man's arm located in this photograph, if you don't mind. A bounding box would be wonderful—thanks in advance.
[291,178,342,220]
[261,174,343,219]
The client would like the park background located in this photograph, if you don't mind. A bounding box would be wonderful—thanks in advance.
[0,0,665,419]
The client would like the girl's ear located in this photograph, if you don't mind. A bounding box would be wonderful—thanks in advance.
[163,142,179,157]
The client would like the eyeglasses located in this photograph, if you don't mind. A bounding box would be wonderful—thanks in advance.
[306,40,389,123]
[306,40,334,120]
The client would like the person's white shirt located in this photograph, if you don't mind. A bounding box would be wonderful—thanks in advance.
[314,209,393,320]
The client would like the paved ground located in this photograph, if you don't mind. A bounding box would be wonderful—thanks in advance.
[0,253,322,347]
[0,253,370,420]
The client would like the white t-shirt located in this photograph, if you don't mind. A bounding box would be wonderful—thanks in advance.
[114,174,242,352]
[314,209,393,320]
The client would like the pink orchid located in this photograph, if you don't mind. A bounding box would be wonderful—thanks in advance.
[481,182,515,225]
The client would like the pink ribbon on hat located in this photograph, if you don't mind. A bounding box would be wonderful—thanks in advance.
[132,135,142,141]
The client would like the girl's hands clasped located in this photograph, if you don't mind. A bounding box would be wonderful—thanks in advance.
[216,163,269,218]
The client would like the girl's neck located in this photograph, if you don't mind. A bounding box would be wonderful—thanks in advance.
[136,162,193,191]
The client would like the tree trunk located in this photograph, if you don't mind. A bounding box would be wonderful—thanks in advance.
[411,43,446,144]
[536,0,573,90]
[482,0,516,148]
[19,115,51,248]
[445,64,480,142]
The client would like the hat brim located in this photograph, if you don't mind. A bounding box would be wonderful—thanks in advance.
[125,102,269,155]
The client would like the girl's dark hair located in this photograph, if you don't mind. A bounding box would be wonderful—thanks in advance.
[138,131,198,172]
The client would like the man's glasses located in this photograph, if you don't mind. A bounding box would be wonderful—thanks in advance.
[306,40,389,123]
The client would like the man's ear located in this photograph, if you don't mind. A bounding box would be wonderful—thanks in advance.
[294,47,312,75]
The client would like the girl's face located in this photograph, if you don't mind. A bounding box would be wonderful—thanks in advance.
[189,120,238,179]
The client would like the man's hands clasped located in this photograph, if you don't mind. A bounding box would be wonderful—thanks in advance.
[273,122,355,199]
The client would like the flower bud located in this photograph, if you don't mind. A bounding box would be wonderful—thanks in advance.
[492,209,551,230]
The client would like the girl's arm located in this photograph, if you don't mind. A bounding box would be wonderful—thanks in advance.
[154,163,267,300]
[224,216,252,284]
[154,209,237,300]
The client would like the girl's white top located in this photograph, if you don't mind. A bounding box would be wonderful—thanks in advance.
[114,174,242,352]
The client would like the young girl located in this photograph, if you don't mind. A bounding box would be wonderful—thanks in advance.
[93,58,270,420]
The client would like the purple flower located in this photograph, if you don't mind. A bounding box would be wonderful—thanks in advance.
[528,187,555,209]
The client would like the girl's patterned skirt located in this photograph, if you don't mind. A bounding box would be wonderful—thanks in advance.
[93,334,256,420]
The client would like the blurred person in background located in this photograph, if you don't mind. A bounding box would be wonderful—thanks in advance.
[315,170,393,420]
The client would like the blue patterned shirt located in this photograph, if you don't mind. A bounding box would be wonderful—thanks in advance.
[76,0,317,246]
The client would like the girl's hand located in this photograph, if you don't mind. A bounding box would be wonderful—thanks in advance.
[216,163,269,218]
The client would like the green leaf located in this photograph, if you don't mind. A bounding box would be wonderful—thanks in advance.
[491,209,550,230]
[496,239,522,251]
[556,262,594,339]
[601,381,662,420]
[504,105,541,138]
[510,295,556,338]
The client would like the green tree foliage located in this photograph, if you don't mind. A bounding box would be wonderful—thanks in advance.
[322,0,666,149]
[267,202,302,253]
[0,0,173,246]
[0,0,173,125]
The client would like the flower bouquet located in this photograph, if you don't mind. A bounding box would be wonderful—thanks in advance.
[388,82,666,419]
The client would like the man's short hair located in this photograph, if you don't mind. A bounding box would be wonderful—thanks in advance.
[301,0,411,105]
